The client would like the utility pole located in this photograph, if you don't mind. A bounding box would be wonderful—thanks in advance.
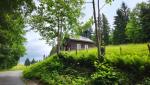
[92,0,102,62]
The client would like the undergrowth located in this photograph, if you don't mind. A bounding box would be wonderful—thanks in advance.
[23,43,150,85]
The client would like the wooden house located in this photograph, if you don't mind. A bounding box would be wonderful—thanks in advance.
[63,36,95,51]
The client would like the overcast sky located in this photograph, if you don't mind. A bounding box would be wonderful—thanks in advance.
[19,0,148,64]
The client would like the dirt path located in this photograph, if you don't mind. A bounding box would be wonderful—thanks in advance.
[0,71,24,85]
[0,71,42,85]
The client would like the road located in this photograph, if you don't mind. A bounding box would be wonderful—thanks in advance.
[0,71,24,85]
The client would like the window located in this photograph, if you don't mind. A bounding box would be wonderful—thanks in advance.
[85,45,88,50]
[77,44,81,50]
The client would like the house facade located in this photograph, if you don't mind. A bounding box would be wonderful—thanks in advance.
[63,36,95,51]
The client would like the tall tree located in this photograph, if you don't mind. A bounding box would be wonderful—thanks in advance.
[24,58,30,66]
[126,4,142,43]
[140,2,150,42]
[0,0,35,69]
[92,0,102,62]
[126,1,150,43]
[30,0,84,54]
[92,0,113,62]
[113,2,129,44]
[102,14,110,45]
[31,58,36,64]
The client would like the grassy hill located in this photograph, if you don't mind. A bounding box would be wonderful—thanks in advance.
[23,44,150,85]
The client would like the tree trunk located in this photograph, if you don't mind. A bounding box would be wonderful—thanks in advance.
[92,0,102,62]
[57,18,60,54]
[98,0,104,61]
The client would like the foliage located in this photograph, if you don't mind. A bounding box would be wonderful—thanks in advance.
[30,0,84,54]
[75,18,93,36]
[104,1,150,45]
[113,2,129,44]
[24,43,150,84]
[126,9,142,43]
[126,1,150,43]
[24,58,31,66]
[140,2,150,42]
[10,64,27,71]
[31,58,36,64]
[0,14,26,69]
[91,63,129,85]
[0,0,35,69]
[102,14,110,45]
[23,54,92,85]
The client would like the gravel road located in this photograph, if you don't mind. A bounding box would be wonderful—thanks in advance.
[0,71,24,85]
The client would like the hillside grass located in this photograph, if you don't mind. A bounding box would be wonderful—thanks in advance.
[0,64,27,72]
[23,43,150,85]
[10,64,27,71]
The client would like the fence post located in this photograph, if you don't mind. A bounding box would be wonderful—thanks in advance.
[76,49,77,55]
[120,47,122,55]
[148,44,150,56]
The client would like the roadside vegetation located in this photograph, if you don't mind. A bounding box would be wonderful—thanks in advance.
[10,64,27,71]
[23,43,150,85]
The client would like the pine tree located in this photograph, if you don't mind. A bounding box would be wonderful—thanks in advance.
[140,2,150,42]
[31,58,36,64]
[126,3,142,43]
[24,58,30,66]
[113,2,129,44]
[102,14,110,45]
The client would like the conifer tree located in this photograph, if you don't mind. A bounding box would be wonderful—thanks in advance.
[113,2,129,44]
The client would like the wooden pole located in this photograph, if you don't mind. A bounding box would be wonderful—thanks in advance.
[98,0,104,61]
[148,44,150,55]
[92,0,101,62]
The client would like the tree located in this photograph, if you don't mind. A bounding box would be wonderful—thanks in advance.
[30,0,84,54]
[126,1,150,43]
[24,58,30,66]
[31,58,36,64]
[126,4,142,43]
[92,0,102,62]
[0,0,35,69]
[113,2,129,44]
[140,2,150,42]
[92,0,113,62]
[102,14,110,45]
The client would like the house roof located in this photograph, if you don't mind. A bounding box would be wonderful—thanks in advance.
[69,36,94,43]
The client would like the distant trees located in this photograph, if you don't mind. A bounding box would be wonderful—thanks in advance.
[113,2,129,44]
[24,58,30,66]
[24,58,37,66]
[31,58,36,64]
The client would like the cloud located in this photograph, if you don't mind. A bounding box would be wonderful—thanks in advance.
[19,30,52,64]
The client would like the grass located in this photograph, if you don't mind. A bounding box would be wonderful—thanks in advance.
[10,64,27,71]
[0,64,27,72]
[23,43,150,85]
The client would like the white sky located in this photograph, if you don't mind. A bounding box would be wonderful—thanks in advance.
[19,0,148,64]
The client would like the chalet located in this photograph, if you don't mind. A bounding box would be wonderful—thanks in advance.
[63,36,95,51]
[50,28,95,55]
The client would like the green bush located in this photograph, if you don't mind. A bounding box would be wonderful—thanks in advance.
[91,63,129,85]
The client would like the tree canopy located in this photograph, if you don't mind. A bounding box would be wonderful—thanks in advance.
[30,0,85,53]
[0,0,35,69]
